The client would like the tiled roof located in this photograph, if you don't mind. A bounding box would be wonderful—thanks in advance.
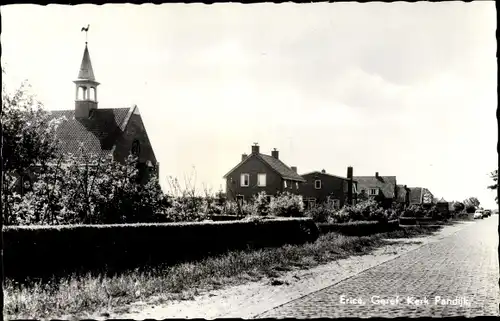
[301,171,356,182]
[223,153,306,182]
[353,176,397,198]
[258,154,306,182]
[48,108,131,158]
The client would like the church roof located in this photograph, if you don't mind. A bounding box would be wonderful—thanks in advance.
[48,107,134,158]
[77,44,96,81]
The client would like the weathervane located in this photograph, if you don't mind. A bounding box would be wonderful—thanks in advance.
[81,24,90,44]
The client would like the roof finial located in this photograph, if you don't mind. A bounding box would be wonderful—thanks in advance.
[81,24,90,44]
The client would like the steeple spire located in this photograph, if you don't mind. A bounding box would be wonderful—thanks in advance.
[74,25,100,119]
[77,43,96,81]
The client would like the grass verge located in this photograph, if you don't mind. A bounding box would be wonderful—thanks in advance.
[4,225,442,319]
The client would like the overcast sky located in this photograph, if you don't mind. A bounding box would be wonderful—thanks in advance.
[1,3,497,208]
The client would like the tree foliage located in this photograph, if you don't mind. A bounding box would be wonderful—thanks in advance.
[463,197,480,209]
[4,151,167,225]
[488,170,498,204]
[2,74,65,223]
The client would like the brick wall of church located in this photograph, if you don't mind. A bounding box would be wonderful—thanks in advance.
[113,113,158,180]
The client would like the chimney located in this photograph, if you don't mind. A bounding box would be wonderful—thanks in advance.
[291,166,297,173]
[251,143,260,154]
[347,166,353,206]
[271,148,279,159]
[321,169,326,173]
[375,172,379,178]
[241,154,248,162]
[347,166,353,179]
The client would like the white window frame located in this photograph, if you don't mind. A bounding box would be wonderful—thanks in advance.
[257,173,267,187]
[369,188,379,196]
[240,173,250,187]
[283,180,288,189]
[314,180,322,189]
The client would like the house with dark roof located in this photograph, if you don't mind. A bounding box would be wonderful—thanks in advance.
[299,167,357,209]
[19,39,158,193]
[223,144,306,202]
[353,172,398,208]
[409,187,434,206]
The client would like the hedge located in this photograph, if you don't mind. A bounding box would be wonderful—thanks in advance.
[317,219,399,236]
[399,217,448,226]
[3,217,319,282]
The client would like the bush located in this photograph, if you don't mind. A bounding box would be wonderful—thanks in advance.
[453,201,465,213]
[335,199,389,223]
[253,191,271,216]
[3,217,320,281]
[465,205,476,214]
[401,204,426,218]
[269,192,304,217]
[305,202,338,223]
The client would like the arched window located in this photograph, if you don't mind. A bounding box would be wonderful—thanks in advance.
[89,87,96,101]
[131,140,141,157]
[77,87,86,100]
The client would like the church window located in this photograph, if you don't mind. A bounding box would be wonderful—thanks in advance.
[131,140,141,157]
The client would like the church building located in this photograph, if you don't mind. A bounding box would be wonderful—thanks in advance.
[47,37,159,182]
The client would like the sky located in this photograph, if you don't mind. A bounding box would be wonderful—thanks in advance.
[1,2,497,208]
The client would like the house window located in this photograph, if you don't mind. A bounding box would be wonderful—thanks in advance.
[307,198,317,209]
[236,195,244,205]
[314,180,322,189]
[240,174,250,187]
[369,188,379,196]
[295,182,299,190]
[283,180,288,189]
[333,199,340,209]
[257,173,266,187]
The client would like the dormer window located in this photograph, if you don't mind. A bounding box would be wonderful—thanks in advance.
[369,188,379,196]
[314,180,322,189]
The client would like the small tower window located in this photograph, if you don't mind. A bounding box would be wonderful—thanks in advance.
[131,140,141,157]
[77,87,86,100]
[89,87,96,101]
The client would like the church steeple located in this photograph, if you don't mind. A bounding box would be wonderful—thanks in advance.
[73,25,99,119]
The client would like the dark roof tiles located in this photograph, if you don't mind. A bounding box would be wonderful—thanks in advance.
[48,108,131,158]
[353,176,397,198]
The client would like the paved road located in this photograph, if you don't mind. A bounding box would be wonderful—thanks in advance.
[257,216,499,318]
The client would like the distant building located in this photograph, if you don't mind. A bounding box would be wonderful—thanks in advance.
[353,172,398,208]
[409,187,434,206]
[222,144,306,202]
[299,167,357,209]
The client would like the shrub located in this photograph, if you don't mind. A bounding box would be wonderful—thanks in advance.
[465,205,476,214]
[253,191,270,216]
[452,201,465,213]
[401,204,426,218]
[305,202,339,223]
[269,192,304,217]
